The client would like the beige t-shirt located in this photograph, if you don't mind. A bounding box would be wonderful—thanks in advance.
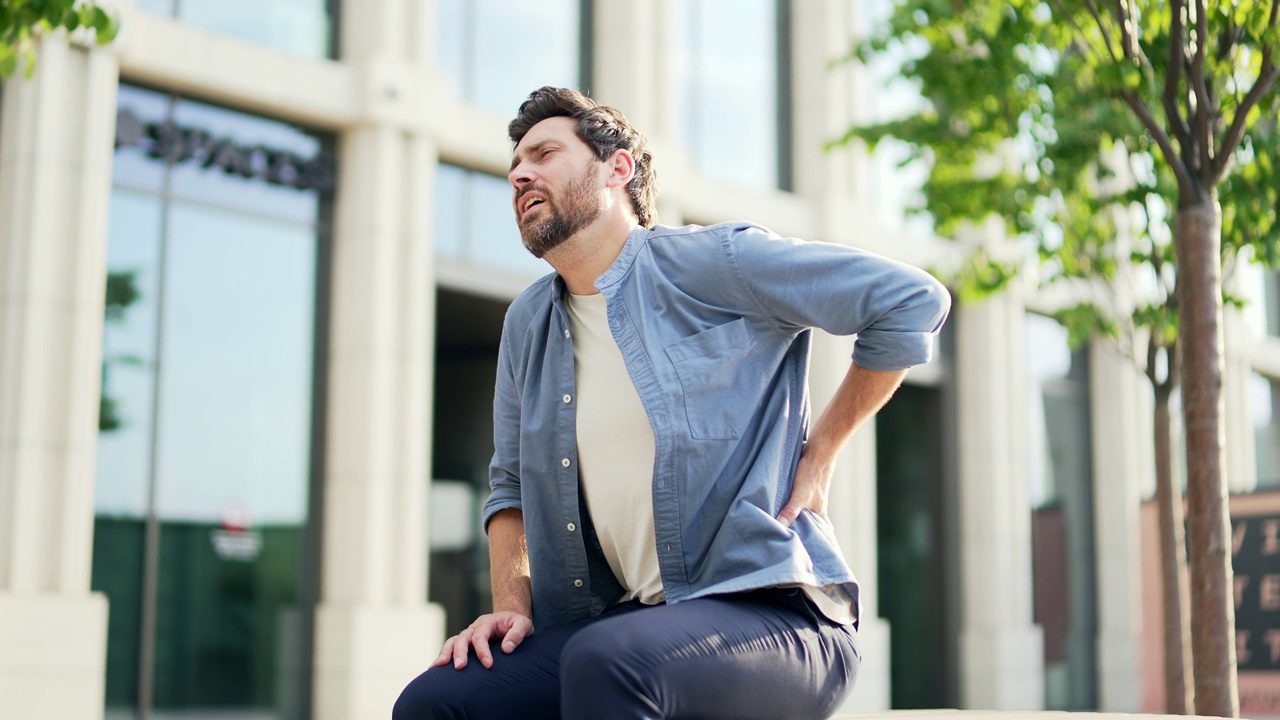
[566,292,665,604]
[565,291,855,624]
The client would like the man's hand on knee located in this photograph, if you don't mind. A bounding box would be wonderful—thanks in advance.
[432,612,534,670]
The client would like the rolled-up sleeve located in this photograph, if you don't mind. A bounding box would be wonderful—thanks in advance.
[483,320,524,531]
[728,224,951,371]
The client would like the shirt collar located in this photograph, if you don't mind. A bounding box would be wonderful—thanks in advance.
[547,224,650,306]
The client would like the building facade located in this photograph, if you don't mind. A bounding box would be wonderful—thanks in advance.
[0,1,1278,719]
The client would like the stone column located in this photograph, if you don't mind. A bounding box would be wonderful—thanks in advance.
[0,36,117,720]
[591,0,661,135]
[1089,343,1145,711]
[312,2,444,718]
[955,286,1045,709]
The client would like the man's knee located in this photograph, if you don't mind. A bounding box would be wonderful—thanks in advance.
[392,669,460,720]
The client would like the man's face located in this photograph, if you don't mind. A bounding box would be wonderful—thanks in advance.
[509,117,606,258]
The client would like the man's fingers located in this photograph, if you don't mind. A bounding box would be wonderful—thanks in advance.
[501,622,530,654]
[452,629,473,669]
[432,636,455,667]
[435,613,531,670]
[778,502,802,527]
[471,624,495,668]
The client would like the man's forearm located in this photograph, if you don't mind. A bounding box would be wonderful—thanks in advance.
[807,362,908,463]
[488,508,533,617]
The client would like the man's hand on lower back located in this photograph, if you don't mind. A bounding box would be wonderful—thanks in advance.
[432,611,534,670]
[777,442,835,527]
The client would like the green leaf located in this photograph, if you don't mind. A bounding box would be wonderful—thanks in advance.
[0,47,17,77]
[95,8,120,43]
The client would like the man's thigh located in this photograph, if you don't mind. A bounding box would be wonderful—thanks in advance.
[559,589,859,720]
[392,620,581,720]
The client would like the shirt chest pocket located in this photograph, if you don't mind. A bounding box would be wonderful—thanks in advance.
[664,318,762,440]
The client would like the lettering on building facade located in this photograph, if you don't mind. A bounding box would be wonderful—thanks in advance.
[114,108,334,192]
[1232,507,1280,716]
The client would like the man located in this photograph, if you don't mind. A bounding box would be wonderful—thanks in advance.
[394,86,950,720]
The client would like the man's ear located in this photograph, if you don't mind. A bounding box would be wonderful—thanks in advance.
[605,149,636,189]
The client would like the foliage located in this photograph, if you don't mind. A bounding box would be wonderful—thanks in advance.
[832,0,1279,365]
[839,1,1279,714]
[100,270,142,432]
[0,0,118,78]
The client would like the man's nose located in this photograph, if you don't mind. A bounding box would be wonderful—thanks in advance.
[509,162,534,188]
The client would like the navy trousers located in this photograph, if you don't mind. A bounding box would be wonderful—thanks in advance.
[393,588,859,720]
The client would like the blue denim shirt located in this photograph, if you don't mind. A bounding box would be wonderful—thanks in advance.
[483,222,950,632]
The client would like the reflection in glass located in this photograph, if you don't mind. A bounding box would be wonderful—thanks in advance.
[673,0,786,191]
[140,0,332,59]
[876,385,952,708]
[434,163,551,278]
[1253,374,1280,488]
[436,0,583,115]
[168,100,324,223]
[95,188,166,717]
[113,85,172,193]
[154,203,314,525]
[1024,314,1097,710]
[96,189,164,518]
[94,86,327,719]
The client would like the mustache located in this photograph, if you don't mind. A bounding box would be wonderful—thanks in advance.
[516,184,552,208]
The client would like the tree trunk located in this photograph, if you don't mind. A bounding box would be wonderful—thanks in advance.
[1154,383,1194,714]
[1174,194,1239,718]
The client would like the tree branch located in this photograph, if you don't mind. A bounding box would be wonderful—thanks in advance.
[1190,0,1214,177]
[1048,0,1114,61]
[1164,0,1193,151]
[1211,47,1278,183]
[1111,0,1135,58]
[1084,0,1121,61]
[1123,89,1197,198]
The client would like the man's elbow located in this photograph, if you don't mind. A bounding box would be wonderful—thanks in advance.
[919,277,952,334]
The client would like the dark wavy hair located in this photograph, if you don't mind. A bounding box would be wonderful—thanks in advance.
[508,87,659,228]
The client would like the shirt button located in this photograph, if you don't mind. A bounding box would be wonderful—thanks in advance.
[563,394,572,404]
[567,523,576,532]
[562,458,571,467]
[564,329,571,338]
[573,579,583,588]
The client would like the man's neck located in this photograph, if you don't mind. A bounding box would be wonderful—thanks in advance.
[545,212,638,296]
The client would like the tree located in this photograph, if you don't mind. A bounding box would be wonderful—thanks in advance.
[835,1,1280,715]
[0,0,118,78]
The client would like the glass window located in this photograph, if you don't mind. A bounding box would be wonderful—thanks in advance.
[672,0,790,192]
[434,163,551,279]
[436,0,586,116]
[95,84,329,719]
[1024,314,1098,710]
[1253,374,1280,488]
[140,0,334,59]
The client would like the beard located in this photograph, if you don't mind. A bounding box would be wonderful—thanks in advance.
[518,160,605,258]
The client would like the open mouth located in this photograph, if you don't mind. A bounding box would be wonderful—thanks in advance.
[520,194,547,220]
